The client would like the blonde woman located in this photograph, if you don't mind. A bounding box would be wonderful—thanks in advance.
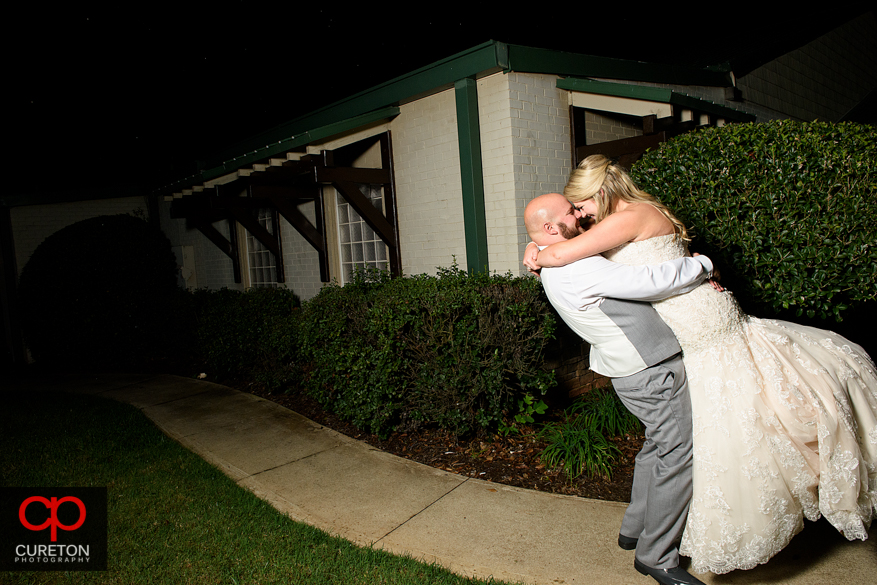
[524,155,877,575]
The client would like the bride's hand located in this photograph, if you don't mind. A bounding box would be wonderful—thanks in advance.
[693,252,725,291]
[523,242,541,275]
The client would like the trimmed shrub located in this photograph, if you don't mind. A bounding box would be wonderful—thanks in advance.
[18,214,191,370]
[296,266,557,437]
[192,287,300,388]
[630,120,876,322]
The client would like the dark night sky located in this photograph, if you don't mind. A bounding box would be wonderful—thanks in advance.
[9,4,873,195]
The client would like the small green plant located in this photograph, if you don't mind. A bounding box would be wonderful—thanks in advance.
[570,387,641,437]
[498,393,549,436]
[538,388,640,480]
[539,420,620,480]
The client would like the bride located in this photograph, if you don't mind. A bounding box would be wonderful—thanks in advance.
[524,155,877,574]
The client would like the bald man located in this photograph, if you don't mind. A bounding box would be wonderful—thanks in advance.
[525,193,711,585]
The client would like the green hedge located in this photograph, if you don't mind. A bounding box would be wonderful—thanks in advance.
[192,287,301,388]
[296,266,556,437]
[630,120,876,322]
[190,266,557,438]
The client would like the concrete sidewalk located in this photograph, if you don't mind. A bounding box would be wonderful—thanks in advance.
[11,373,876,584]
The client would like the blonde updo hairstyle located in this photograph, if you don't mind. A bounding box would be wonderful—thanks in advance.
[564,155,689,241]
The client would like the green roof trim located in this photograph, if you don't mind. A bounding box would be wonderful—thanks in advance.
[161,106,402,191]
[213,41,508,163]
[556,78,756,123]
[506,44,733,87]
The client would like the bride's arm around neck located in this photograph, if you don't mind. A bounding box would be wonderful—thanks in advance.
[537,203,676,268]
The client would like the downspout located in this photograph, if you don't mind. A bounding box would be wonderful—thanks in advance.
[454,77,489,274]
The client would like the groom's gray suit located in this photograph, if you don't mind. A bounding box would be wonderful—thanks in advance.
[539,253,711,570]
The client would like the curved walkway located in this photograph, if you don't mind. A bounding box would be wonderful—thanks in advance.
[15,372,876,584]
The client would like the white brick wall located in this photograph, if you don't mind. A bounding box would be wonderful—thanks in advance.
[390,88,468,276]
[585,110,641,144]
[278,200,323,301]
[479,72,572,275]
[737,13,876,122]
[11,196,148,275]
[159,203,241,292]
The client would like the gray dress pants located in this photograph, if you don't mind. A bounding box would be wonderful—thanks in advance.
[611,354,693,569]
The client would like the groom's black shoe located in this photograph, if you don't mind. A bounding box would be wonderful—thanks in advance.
[634,559,706,585]
[618,534,638,550]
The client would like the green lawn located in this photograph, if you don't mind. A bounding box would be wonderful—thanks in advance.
[1,389,512,585]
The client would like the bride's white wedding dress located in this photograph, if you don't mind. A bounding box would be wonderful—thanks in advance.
[603,234,877,574]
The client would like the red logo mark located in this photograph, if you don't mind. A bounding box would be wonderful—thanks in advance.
[19,496,87,542]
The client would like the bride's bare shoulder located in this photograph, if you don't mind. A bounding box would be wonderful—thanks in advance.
[621,202,675,239]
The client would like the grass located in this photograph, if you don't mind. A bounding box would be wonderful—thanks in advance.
[1,389,512,585]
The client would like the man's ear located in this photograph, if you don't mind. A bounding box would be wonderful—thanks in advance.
[543,221,557,236]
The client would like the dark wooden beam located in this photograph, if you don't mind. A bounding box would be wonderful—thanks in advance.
[196,222,241,283]
[333,180,395,246]
[250,183,329,282]
[226,219,242,283]
[315,166,391,184]
[379,133,402,276]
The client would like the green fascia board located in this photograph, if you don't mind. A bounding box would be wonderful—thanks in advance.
[159,106,401,191]
[507,44,733,87]
[200,106,403,183]
[556,77,755,123]
[160,42,508,194]
[212,41,509,163]
[557,77,674,102]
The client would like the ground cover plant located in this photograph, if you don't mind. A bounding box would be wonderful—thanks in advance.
[1,389,513,585]
[538,388,641,480]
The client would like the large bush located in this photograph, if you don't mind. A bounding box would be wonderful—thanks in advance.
[630,120,876,322]
[193,287,300,388]
[296,266,557,437]
[18,214,191,370]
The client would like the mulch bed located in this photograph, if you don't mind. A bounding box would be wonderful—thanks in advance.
[238,383,641,503]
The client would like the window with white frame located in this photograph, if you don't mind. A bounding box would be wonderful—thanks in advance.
[336,185,389,284]
[245,208,279,288]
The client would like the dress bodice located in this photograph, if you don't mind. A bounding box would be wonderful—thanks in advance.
[603,235,745,354]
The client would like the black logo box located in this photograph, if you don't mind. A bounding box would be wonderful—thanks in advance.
[1,487,107,571]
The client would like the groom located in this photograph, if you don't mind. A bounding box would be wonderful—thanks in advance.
[524,193,709,585]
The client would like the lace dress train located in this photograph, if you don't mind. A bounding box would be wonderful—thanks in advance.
[604,235,877,574]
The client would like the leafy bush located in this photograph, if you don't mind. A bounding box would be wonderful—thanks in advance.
[297,266,557,437]
[630,120,876,321]
[538,387,639,479]
[193,287,300,388]
[18,214,191,370]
